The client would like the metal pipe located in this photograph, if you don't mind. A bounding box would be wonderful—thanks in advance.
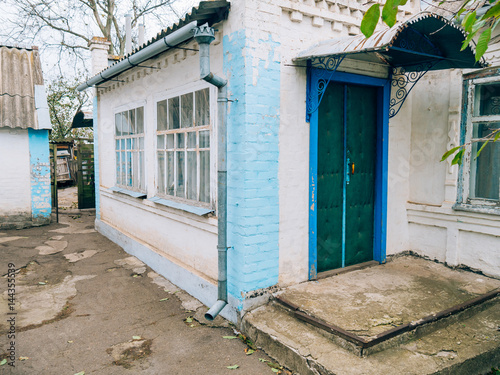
[193,24,228,321]
[138,23,145,47]
[125,14,132,55]
[77,21,198,91]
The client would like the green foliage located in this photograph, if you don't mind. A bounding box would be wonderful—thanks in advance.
[361,4,380,37]
[47,75,91,142]
[361,0,500,62]
[382,0,398,28]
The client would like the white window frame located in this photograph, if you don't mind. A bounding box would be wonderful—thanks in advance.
[460,76,500,210]
[114,100,146,193]
[154,82,217,209]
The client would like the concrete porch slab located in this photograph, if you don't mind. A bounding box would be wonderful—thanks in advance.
[242,256,500,374]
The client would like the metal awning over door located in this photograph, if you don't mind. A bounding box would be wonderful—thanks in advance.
[296,12,487,119]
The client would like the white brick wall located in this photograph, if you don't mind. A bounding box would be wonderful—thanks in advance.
[0,128,31,214]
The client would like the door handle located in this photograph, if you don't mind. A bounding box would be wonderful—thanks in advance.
[350,162,355,175]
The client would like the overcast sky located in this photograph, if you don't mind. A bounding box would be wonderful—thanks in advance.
[0,0,199,81]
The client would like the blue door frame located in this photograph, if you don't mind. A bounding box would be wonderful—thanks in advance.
[308,69,390,280]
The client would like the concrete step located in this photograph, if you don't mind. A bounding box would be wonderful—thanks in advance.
[273,291,499,357]
[242,298,500,375]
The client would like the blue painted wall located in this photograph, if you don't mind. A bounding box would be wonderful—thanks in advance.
[224,29,281,306]
[28,128,51,225]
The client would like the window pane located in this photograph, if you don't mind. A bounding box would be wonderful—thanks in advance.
[200,150,210,203]
[136,107,144,133]
[157,135,164,149]
[177,133,185,149]
[131,138,136,150]
[115,140,120,150]
[121,139,125,150]
[477,84,500,116]
[181,93,194,128]
[126,138,131,150]
[139,137,144,150]
[470,123,500,200]
[187,132,196,148]
[187,151,197,200]
[132,151,139,188]
[129,109,136,134]
[122,111,131,135]
[121,151,126,184]
[157,100,168,131]
[115,113,122,136]
[176,151,185,198]
[126,151,132,186]
[199,130,210,148]
[166,134,174,149]
[168,97,180,129]
[167,151,174,196]
[195,88,209,126]
[116,152,121,184]
[139,151,145,190]
[158,151,165,194]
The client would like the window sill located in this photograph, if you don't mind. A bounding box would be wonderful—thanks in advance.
[148,196,214,216]
[110,186,147,199]
[453,203,500,216]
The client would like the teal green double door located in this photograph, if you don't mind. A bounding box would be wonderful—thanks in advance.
[316,81,378,272]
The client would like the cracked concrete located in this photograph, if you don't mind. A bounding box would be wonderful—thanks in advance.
[0,212,281,374]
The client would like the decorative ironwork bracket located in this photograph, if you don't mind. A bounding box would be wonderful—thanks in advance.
[306,55,346,122]
[389,60,441,118]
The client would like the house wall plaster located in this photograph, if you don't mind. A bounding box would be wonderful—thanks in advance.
[28,128,51,225]
[0,128,31,228]
[95,37,222,285]
[404,69,500,278]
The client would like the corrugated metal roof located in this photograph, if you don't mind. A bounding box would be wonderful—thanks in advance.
[0,45,51,130]
[296,12,486,72]
[93,0,230,81]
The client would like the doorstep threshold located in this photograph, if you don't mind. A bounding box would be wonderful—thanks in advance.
[275,288,500,356]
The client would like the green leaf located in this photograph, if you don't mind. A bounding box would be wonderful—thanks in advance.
[0,359,7,366]
[223,336,239,339]
[494,130,500,141]
[382,0,398,28]
[74,372,85,375]
[259,358,268,362]
[398,0,408,6]
[462,11,476,33]
[481,1,500,20]
[227,365,239,370]
[159,298,169,301]
[361,4,380,38]
[475,140,489,159]
[476,28,491,62]
[185,317,193,323]
[451,149,465,166]
[441,146,461,161]
[271,369,280,373]
[132,336,141,340]
[38,282,46,285]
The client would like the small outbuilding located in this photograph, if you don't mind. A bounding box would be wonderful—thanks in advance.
[0,45,52,229]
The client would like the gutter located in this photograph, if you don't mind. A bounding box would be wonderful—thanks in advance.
[193,24,229,321]
[77,21,198,91]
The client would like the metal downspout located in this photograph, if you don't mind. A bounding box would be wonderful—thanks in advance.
[193,25,228,321]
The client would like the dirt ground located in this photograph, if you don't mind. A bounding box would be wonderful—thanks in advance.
[0,212,288,375]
